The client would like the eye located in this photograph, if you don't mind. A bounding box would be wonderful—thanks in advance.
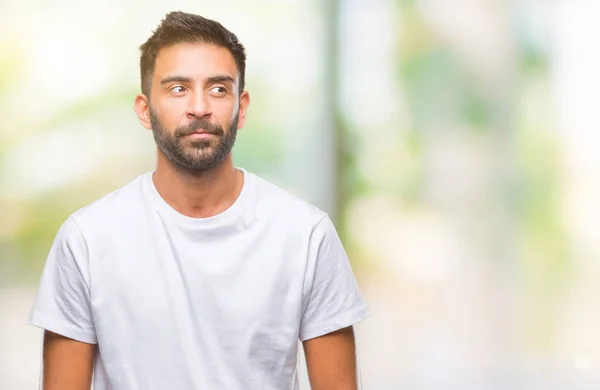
[170,85,186,94]
[209,86,227,95]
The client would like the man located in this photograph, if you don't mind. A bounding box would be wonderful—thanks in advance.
[29,11,369,390]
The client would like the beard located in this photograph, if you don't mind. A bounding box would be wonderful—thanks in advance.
[149,107,239,172]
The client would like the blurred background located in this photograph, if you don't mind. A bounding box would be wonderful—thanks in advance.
[1,0,599,388]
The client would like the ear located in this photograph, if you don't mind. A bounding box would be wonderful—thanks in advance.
[134,94,152,130]
[236,91,250,130]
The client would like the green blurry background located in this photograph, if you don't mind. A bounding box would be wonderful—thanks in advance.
[2,0,599,388]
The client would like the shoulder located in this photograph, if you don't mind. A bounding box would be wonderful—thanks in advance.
[247,171,328,231]
[68,172,149,232]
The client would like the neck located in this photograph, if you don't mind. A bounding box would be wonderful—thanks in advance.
[152,151,244,218]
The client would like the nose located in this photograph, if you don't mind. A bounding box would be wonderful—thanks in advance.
[187,90,211,120]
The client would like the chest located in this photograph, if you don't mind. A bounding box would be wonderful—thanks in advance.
[88,222,309,340]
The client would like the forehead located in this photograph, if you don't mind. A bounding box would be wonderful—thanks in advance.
[153,42,238,84]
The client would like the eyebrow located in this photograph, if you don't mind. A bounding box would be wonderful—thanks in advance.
[159,75,235,86]
[206,75,235,85]
[159,75,192,85]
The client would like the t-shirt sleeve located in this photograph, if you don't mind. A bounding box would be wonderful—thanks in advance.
[28,216,97,344]
[299,215,370,341]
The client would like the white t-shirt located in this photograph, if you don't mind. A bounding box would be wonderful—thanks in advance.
[29,168,370,390]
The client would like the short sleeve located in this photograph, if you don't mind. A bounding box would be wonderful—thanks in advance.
[28,216,97,344]
[299,215,370,341]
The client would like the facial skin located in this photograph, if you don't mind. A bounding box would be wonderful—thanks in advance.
[149,102,238,171]
[135,42,250,173]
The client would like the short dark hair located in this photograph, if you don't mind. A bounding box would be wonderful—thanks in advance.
[139,11,246,97]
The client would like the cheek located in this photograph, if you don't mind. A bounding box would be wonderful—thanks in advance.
[155,100,188,128]
[216,100,238,124]
[162,99,187,116]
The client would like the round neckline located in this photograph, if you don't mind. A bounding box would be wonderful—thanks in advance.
[144,167,251,228]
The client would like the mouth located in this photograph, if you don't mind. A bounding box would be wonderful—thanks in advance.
[184,129,216,139]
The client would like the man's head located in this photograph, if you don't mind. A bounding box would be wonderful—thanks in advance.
[139,11,246,98]
[134,11,250,172]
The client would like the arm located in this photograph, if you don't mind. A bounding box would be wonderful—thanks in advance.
[303,326,358,390]
[42,330,96,390]
[28,218,98,388]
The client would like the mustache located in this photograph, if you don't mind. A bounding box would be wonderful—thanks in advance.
[174,119,224,137]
